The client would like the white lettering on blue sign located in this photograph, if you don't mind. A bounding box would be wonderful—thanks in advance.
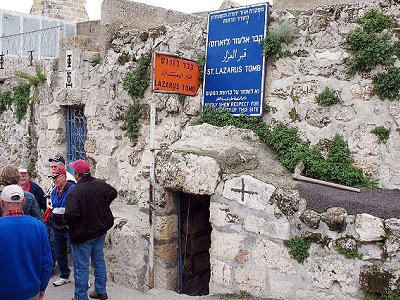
[203,3,269,116]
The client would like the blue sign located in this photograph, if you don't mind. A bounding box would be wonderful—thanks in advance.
[203,3,269,116]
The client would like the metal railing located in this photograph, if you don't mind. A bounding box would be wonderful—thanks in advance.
[0,25,66,59]
[0,25,70,79]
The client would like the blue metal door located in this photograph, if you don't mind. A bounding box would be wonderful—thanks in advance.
[66,106,87,172]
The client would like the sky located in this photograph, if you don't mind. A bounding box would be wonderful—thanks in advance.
[0,0,272,20]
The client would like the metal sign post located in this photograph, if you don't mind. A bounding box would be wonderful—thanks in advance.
[148,52,199,289]
[148,96,156,289]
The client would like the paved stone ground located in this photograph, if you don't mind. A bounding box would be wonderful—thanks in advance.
[45,271,222,300]
[45,270,275,299]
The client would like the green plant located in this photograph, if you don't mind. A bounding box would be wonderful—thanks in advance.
[344,10,398,75]
[371,126,390,143]
[123,54,151,99]
[317,87,342,106]
[284,236,311,264]
[0,90,13,114]
[219,290,252,299]
[334,237,363,259]
[15,64,46,87]
[27,163,38,178]
[126,198,138,205]
[12,83,31,123]
[345,30,395,74]
[193,106,377,188]
[122,102,143,145]
[90,54,101,66]
[177,94,186,104]
[373,67,400,101]
[365,287,400,300]
[263,21,296,61]
[357,9,395,34]
[327,134,353,165]
[197,53,205,84]
[335,244,363,259]
[263,101,271,113]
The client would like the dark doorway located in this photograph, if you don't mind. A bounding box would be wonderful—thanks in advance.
[178,193,212,296]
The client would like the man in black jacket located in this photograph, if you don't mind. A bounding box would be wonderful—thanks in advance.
[64,160,117,300]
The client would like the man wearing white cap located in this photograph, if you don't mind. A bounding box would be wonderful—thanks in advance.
[0,185,52,299]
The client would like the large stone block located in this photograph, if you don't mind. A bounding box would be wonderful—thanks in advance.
[154,264,178,290]
[269,280,295,300]
[154,242,177,265]
[296,289,340,300]
[355,213,385,242]
[156,151,221,195]
[359,265,394,294]
[251,238,296,275]
[223,175,276,210]
[210,231,245,261]
[210,259,233,285]
[243,215,291,240]
[305,253,358,296]
[154,215,178,241]
[209,202,240,227]
[234,265,267,296]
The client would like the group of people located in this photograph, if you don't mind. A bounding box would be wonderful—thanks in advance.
[0,156,118,300]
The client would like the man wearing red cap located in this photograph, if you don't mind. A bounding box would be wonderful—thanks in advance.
[65,160,117,300]
[48,166,75,287]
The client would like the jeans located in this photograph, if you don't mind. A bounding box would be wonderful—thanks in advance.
[46,222,56,268]
[72,234,107,300]
[53,228,71,279]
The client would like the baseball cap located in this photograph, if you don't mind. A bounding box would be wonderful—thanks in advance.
[18,167,28,173]
[48,155,66,165]
[69,160,90,174]
[1,184,25,202]
[48,167,67,179]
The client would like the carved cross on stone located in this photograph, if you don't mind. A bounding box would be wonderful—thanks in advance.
[230,178,258,202]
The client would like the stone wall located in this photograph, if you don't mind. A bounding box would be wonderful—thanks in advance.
[30,0,89,22]
[265,0,400,189]
[101,0,203,29]
[155,124,400,299]
[273,0,368,10]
